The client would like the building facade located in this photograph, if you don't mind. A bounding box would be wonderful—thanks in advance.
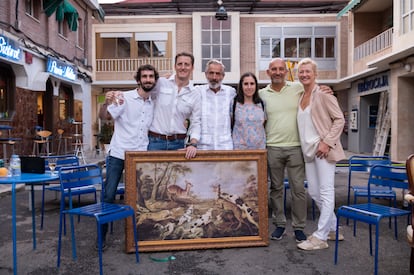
[92,0,350,153]
[0,0,103,159]
[335,0,414,161]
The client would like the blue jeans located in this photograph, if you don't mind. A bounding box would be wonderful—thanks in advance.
[103,156,124,204]
[147,136,185,151]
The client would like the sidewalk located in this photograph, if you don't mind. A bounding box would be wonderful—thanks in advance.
[0,152,411,275]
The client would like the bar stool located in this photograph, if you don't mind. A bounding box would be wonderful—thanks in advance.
[72,121,86,164]
[56,129,67,155]
[33,130,52,156]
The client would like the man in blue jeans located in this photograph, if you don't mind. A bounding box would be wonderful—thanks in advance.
[98,64,159,249]
[147,52,200,159]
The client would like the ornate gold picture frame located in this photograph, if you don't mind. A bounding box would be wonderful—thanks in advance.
[124,150,268,252]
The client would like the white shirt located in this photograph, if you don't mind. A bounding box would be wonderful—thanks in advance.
[107,89,153,159]
[196,84,236,150]
[297,105,320,162]
[150,75,201,141]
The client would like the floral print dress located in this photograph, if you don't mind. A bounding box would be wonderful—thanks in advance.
[232,102,266,149]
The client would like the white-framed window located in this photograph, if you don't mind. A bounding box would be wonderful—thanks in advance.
[25,0,40,19]
[99,33,132,58]
[201,16,232,71]
[135,32,169,58]
[402,0,414,33]
[192,12,240,83]
[258,25,337,70]
[93,24,176,73]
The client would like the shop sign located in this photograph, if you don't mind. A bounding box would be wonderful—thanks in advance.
[0,35,21,61]
[357,75,388,93]
[46,57,77,81]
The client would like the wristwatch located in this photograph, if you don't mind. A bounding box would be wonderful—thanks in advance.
[186,142,197,148]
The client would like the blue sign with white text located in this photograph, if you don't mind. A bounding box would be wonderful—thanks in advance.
[46,57,77,81]
[0,35,22,61]
[357,75,388,93]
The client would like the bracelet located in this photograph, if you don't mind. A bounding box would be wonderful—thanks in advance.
[186,142,197,148]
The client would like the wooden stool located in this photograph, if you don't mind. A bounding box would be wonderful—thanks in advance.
[32,130,52,156]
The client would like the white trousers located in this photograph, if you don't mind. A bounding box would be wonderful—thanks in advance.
[305,157,337,240]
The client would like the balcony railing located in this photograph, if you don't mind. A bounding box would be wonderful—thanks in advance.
[95,57,173,72]
[354,28,393,61]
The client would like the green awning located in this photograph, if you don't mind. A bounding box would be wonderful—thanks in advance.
[43,0,79,31]
[336,0,361,19]
[57,0,79,31]
[43,0,64,17]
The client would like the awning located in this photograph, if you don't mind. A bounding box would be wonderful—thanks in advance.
[336,0,361,19]
[43,0,79,31]
[43,0,64,17]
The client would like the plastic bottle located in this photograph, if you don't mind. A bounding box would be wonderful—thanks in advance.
[10,155,21,177]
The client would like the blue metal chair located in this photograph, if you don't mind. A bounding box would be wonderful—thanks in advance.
[41,155,97,231]
[283,179,315,220]
[56,164,139,275]
[334,164,410,275]
[347,155,392,225]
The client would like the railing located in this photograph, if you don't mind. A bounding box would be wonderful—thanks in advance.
[354,28,393,61]
[95,57,173,72]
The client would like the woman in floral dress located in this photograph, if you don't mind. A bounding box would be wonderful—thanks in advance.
[232,72,266,149]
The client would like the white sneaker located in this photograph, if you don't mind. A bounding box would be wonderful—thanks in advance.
[297,235,328,251]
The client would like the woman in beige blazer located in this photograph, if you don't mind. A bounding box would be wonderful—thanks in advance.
[296,58,346,251]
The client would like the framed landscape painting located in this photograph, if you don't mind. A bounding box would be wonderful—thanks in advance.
[124,150,268,252]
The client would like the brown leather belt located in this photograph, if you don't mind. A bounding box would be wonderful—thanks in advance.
[148,131,187,141]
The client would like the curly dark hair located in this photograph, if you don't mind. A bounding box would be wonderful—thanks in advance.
[134,64,159,83]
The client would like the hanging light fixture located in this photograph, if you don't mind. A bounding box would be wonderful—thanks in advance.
[215,0,228,21]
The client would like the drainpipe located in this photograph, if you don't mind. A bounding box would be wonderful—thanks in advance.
[15,0,20,29]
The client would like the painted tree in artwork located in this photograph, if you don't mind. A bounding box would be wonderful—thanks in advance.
[149,162,192,201]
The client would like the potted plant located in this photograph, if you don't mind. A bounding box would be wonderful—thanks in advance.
[99,122,114,153]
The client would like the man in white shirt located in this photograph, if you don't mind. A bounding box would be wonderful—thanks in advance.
[148,52,200,159]
[196,59,236,150]
[98,64,158,249]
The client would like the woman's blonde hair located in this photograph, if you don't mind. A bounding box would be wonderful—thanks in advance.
[297,57,318,73]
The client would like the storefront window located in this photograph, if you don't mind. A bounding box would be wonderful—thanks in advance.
[0,63,15,120]
[59,85,74,121]
[368,105,378,129]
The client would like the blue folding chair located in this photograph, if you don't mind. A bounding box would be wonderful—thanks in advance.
[41,155,97,230]
[346,155,392,225]
[334,165,410,275]
[56,164,139,275]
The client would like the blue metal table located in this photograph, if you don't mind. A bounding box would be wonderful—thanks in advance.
[0,172,59,275]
